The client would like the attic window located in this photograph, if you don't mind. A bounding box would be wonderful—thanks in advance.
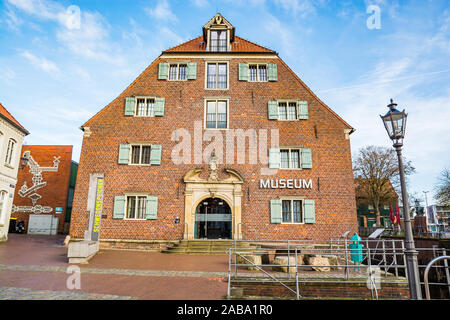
[210,30,227,52]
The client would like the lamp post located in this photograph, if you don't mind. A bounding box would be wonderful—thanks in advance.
[20,153,29,169]
[380,99,422,300]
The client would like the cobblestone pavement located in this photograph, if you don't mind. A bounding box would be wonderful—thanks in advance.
[0,235,407,300]
[0,287,137,300]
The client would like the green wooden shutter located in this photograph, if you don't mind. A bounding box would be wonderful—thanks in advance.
[146,196,158,220]
[304,199,316,224]
[268,101,278,120]
[239,63,249,81]
[268,148,280,169]
[113,196,126,219]
[301,148,312,169]
[125,97,135,116]
[297,101,309,120]
[270,199,282,224]
[154,97,165,117]
[268,64,278,81]
[187,62,197,80]
[150,145,162,165]
[118,144,130,164]
[158,62,168,80]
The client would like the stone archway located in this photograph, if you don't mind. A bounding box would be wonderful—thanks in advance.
[183,168,244,240]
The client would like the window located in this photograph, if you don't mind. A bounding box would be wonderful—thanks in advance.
[210,30,227,52]
[249,64,267,82]
[278,101,299,120]
[282,199,303,224]
[206,100,228,129]
[5,139,16,166]
[206,63,227,89]
[169,63,187,81]
[136,98,154,117]
[280,149,301,169]
[130,145,152,165]
[126,196,147,219]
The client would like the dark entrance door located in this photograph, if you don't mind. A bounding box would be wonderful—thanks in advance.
[195,198,232,239]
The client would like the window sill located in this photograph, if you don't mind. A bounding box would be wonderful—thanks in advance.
[281,223,305,225]
[4,164,14,169]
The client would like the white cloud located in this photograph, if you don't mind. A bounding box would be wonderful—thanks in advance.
[146,0,178,23]
[7,0,124,65]
[273,0,316,18]
[191,0,209,7]
[20,50,60,74]
[3,4,23,31]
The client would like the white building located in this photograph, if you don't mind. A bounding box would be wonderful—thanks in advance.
[0,103,29,242]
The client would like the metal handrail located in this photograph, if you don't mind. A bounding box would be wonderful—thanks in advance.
[424,255,450,300]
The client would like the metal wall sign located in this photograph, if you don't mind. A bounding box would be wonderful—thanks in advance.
[259,178,313,189]
[91,177,104,241]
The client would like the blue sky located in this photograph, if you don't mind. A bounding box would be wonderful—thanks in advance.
[0,0,449,204]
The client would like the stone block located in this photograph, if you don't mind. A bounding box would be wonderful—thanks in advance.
[272,255,303,273]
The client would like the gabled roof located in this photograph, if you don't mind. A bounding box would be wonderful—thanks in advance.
[0,102,29,135]
[163,35,276,54]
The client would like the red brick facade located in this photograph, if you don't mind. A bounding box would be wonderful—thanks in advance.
[70,15,357,242]
[12,145,73,234]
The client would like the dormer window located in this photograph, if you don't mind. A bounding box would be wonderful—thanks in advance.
[210,30,227,52]
[204,13,234,52]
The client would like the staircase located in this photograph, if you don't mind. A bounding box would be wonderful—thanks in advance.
[161,240,257,255]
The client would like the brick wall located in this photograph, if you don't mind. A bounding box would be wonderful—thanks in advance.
[231,280,410,299]
[69,54,357,241]
[12,145,73,234]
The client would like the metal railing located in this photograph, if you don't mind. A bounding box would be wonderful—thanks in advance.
[226,239,450,300]
[424,255,450,300]
[226,238,411,300]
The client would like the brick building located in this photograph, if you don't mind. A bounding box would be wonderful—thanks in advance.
[12,145,78,235]
[355,178,399,229]
[70,14,357,243]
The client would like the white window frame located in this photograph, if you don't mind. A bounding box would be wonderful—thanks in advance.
[4,138,16,167]
[208,29,229,52]
[0,190,8,225]
[279,148,302,170]
[277,100,300,121]
[124,194,148,220]
[129,144,152,166]
[168,63,188,81]
[204,98,229,130]
[280,198,305,225]
[205,61,229,90]
[134,97,156,117]
[248,64,268,82]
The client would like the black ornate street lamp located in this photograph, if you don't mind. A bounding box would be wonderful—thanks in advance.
[20,154,29,169]
[380,99,422,300]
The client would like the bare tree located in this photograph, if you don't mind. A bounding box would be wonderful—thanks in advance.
[434,168,450,206]
[353,146,415,226]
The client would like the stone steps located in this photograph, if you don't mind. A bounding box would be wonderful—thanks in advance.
[161,240,257,255]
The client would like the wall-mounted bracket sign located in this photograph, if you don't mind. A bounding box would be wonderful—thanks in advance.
[259,178,313,189]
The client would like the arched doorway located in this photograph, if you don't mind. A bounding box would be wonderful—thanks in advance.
[195,198,232,239]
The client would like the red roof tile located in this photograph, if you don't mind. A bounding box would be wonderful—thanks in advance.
[164,35,276,53]
[0,102,29,134]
